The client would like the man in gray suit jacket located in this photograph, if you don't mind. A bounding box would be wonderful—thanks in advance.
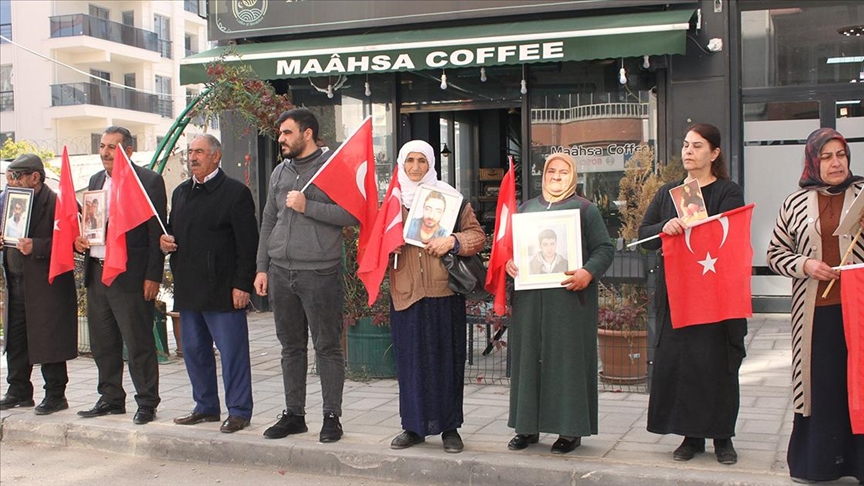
[73,126,167,425]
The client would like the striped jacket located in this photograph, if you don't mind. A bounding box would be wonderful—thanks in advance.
[766,181,864,416]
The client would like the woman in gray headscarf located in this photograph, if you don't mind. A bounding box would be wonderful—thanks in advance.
[388,140,485,453]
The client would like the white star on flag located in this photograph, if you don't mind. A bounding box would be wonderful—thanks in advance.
[54,219,60,231]
[698,251,718,275]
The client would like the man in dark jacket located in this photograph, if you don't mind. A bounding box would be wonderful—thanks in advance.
[160,134,258,433]
[253,108,358,442]
[0,154,77,414]
[73,126,167,425]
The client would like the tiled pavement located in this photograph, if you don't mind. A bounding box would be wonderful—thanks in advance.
[1,313,858,485]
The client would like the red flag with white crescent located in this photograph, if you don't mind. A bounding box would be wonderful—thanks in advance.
[358,166,404,306]
[840,265,864,433]
[48,146,79,283]
[661,203,754,328]
[484,157,517,316]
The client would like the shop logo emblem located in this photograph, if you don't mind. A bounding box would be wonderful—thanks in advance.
[232,0,267,27]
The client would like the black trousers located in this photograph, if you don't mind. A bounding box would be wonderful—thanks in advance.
[4,276,68,400]
[86,261,160,408]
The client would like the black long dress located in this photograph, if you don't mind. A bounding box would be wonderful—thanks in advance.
[638,179,748,438]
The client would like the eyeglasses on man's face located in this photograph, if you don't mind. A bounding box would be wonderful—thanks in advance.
[7,171,34,181]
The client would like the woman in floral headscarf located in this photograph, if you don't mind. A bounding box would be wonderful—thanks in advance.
[767,128,864,484]
[505,152,614,454]
[387,140,485,453]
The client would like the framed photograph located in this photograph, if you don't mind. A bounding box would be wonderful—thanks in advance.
[403,184,464,247]
[82,190,107,245]
[2,187,35,247]
[512,209,583,290]
[669,179,708,224]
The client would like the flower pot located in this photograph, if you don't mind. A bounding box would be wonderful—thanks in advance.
[598,328,648,384]
[346,316,396,379]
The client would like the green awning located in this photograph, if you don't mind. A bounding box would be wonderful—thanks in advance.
[180,9,694,84]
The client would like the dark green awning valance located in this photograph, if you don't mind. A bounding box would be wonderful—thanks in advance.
[180,9,694,85]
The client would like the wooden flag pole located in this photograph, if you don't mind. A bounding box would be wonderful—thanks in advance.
[822,225,863,298]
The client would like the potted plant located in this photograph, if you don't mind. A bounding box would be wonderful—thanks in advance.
[597,283,649,384]
[597,146,685,384]
[341,226,395,379]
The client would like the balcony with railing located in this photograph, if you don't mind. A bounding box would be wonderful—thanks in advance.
[0,91,12,112]
[51,82,173,118]
[531,102,650,124]
[49,14,172,58]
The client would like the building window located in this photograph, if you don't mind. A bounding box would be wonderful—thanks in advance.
[88,4,109,20]
[184,34,197,57]
[0,0,11,43]
[121,10,133,26]
[0,64,12,112]
[124,73,135,88]
[184,0,199,15]
[154,14,171,59]
[0,131,13,145]
[90,69,110,86]
[155,75,172,118]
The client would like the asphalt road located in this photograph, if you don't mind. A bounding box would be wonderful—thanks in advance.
[0,442,400,486]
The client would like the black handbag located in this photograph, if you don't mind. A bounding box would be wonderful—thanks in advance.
[441,199,489,300]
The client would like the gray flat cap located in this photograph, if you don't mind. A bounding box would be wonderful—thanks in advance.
[8,154,45,173]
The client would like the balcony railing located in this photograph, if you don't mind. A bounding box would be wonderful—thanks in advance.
[531,102,650,124]
[51,82,173,118]
[0,91,13,112]
[185,47,198,57]
[49,14,172,58]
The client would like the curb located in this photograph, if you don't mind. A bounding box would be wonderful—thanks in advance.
[1,415,792,485]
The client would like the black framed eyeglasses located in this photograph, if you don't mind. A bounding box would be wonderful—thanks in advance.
[7,171,33,181]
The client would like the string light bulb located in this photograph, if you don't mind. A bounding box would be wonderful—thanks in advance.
[520,78,527,95]
[326,83,334,98]
[618,66,628,85]
[642,55,650,69]
[480,67,487,82]
[364,81,371,97]
[440,72,448,90]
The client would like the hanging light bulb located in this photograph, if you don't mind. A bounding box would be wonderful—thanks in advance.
[327,83,334,98]
[480,67,487,82]
[364,81,371,97]
[618,67,628,85]
[642,55,650,70]
[440,72,448,90]
[520,78,527,95]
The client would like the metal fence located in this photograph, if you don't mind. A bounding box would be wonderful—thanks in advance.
[49,14,169,57]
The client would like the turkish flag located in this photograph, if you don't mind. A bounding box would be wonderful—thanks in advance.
[48,146,79,283]
[840,264,864,434]
[484,157,517,316]
[309,116,378,255]
[102,146,158,286]
[357,166,404,306]
[661,203,754,329]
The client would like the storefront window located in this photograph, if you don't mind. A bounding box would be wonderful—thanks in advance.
[287,74,396,199]
[741,2,864,87]
[529,60,658,235]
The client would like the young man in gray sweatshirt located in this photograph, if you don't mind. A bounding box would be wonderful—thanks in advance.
[254,108,358,443]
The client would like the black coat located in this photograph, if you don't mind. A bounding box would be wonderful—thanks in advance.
[2,185,77,363]
[167,170,259,312]
[83,165,167,290]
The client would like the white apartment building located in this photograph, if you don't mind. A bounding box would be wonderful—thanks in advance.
[0,0,214,156]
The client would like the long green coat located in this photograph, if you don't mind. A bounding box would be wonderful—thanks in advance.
[508,195,614,437]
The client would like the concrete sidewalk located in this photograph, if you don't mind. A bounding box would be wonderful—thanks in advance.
[0,313,854,485]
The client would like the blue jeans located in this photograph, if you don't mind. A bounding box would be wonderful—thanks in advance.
[268,264,344,417]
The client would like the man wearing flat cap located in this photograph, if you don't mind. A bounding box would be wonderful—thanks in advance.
[0,154,78,414]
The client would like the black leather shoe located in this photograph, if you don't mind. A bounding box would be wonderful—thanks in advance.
[133,406,156,424]
[442,430,464,453]
[174,411,220,425]
[34,397,68,415]
[508,433,540,451]
[0,395,35,410]
[390,430,425,449]
[263,410,307,439]
[713,438,738,465]
[551,436,581,454]
[220,416,251,433]
[319,413,343,443]
[77,400,126,418]
[673,437,705,461]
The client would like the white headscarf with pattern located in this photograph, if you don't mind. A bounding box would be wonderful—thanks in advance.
[396,140,458,208]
